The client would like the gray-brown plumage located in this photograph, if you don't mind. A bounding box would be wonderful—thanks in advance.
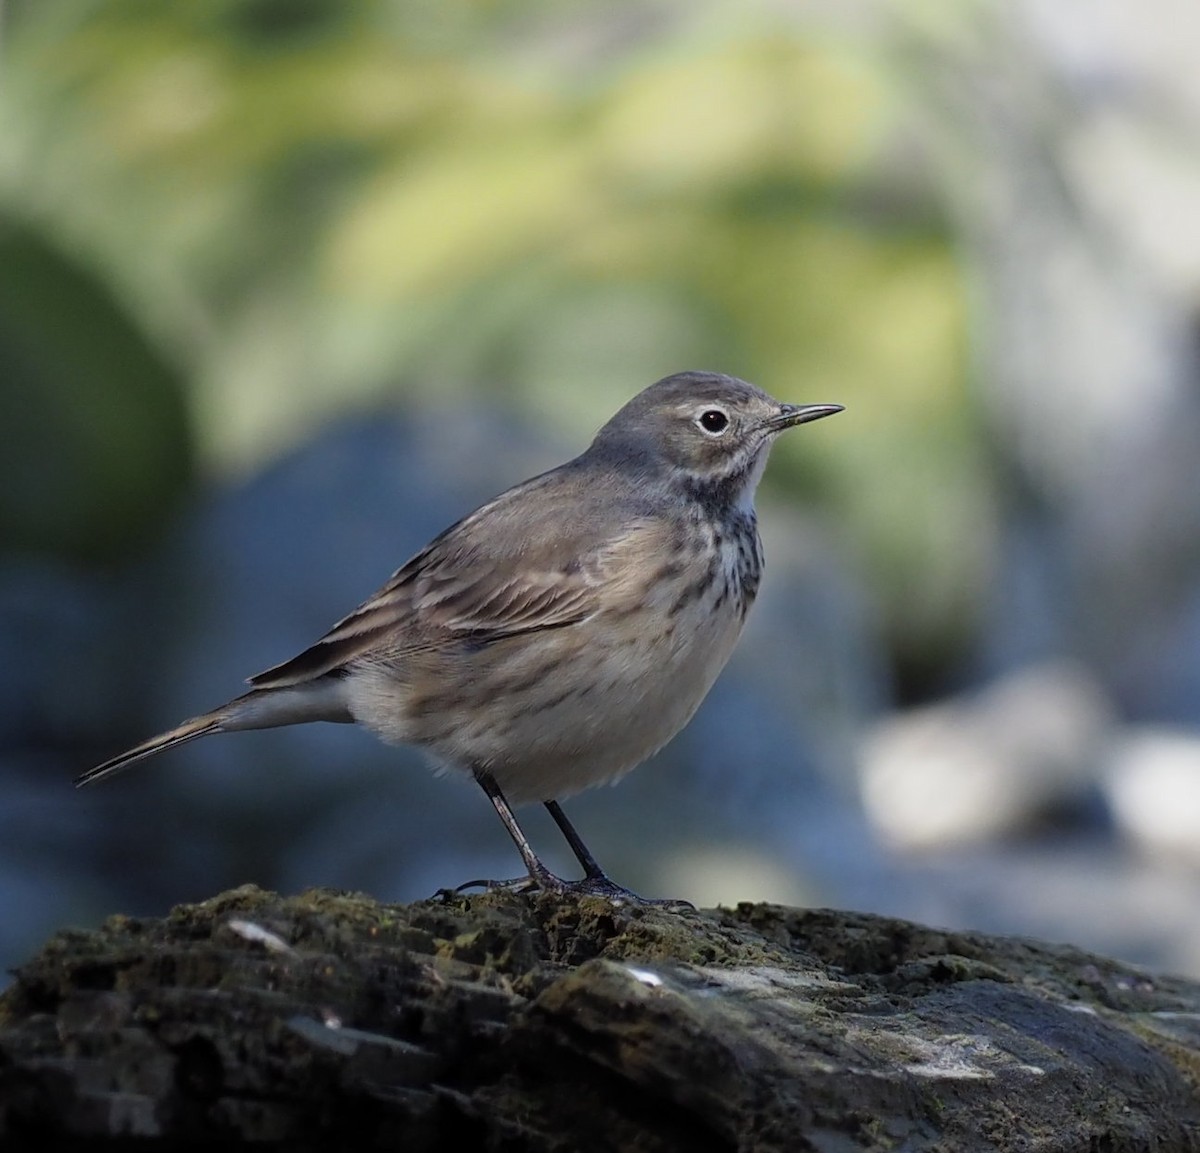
[78,371,842,900]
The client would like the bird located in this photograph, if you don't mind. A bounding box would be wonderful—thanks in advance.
[77,371,842,902]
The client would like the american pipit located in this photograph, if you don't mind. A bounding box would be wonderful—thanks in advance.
[78,372,842,901]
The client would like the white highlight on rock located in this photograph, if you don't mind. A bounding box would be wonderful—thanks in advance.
[626,966,664,988]
[859,661,1112,849]
[227,919,296,955]
[1105,730,1200,863]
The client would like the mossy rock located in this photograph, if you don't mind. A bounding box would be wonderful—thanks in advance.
[2,886,1199,1150]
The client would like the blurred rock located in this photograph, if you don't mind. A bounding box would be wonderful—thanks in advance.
[1104,727,1200,864]
[858,660,1113,849]
[903,2,1200,720]
[885,838,1200,979]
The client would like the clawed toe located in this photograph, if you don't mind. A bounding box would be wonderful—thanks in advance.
[450,875,539,895]
[450,868,692,908]
[561,873,693,907]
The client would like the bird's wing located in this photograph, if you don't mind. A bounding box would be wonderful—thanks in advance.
[248,473,657,690]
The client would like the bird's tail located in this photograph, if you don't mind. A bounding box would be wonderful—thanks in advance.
[75,710,226,787]
[76,678,354,788]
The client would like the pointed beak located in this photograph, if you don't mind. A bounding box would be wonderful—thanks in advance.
[768,402,844,431]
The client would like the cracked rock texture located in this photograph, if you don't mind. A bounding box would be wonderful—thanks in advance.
[2,886,1200,1151]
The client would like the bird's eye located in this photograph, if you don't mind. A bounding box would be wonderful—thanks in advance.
[698,409,729,435]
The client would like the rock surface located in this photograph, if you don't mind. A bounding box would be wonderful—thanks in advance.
[2,886,1200,1151]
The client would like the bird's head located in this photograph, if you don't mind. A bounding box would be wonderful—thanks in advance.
[589,371,842,509]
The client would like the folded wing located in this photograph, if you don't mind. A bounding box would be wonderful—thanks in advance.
[248,470,655,690]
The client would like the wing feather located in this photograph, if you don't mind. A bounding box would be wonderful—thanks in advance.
[248,470,655,690]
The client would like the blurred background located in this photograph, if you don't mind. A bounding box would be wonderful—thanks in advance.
[4,0,1200,982]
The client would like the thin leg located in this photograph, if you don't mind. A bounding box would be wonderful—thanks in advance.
[544,799,694,907]
[464,772,693,908]
[544,800,606,880]
[474,771,568,893]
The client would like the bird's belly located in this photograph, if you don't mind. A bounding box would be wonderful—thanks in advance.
[491,602,746,802]
[347,592,748,804]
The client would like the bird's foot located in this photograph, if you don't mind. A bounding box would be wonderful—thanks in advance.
[557,873,695,909]
[450,866,692,908]
[449,875,538,896]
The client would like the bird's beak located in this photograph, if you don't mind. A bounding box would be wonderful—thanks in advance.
[769,403,844,431]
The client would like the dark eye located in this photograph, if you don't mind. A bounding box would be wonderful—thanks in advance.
[698,409,729,434]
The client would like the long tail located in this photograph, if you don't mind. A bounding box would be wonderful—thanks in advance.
[75,712,226,787]
[76,679,354,788]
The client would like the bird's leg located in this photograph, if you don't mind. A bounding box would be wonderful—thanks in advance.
[460,772,693,908]
[544,799,694,908]
[468,771,571,894]
[543,800,606,880]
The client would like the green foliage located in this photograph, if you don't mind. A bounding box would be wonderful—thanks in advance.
[0,0,988,675]
[0,216,192,563]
